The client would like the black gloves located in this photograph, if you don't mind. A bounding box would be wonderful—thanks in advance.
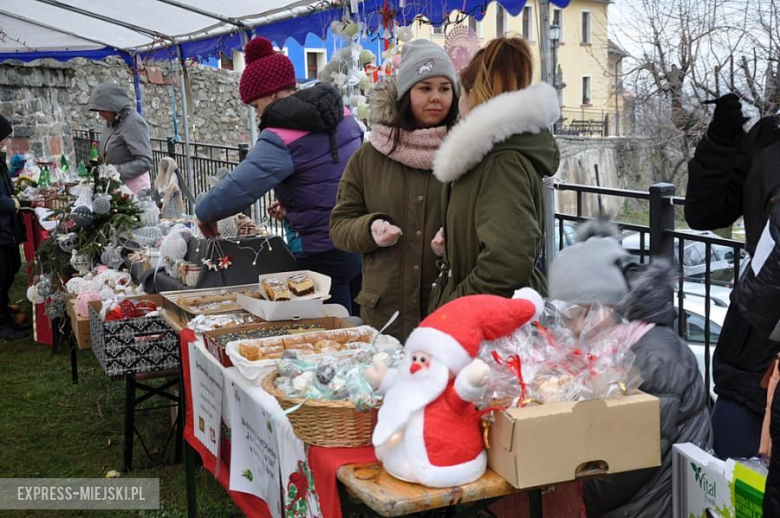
[708,93,749,143]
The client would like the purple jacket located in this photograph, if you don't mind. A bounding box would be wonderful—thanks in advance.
[195,84,363,255]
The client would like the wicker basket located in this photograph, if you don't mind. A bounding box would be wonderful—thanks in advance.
[262,371,378,447]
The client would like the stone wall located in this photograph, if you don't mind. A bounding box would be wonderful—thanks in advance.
[0,57,251,164]
[0,60,74,158]
[554,136,675,217]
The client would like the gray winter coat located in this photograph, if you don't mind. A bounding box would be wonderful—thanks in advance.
[88,83,153,182]
[583,262,712,518]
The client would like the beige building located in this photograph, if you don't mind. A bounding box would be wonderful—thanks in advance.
[410,0,628,136]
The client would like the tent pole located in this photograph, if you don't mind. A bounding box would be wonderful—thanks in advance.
[176,45,196,212]
[239,30,262,222]
[132,55,144,115]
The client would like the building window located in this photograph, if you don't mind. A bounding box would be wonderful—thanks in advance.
[522,6,534,41]
[552,8,563,42]
[496,5,506,37]
[582,76,592,105]
[432,24,445,36]
[581,11,592,44]
[305,49,326,80]
[468,16,482,38]
[220,52,234,70]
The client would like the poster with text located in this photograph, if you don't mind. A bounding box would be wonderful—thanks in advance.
[228,378,282,515]
[188,342,223,456]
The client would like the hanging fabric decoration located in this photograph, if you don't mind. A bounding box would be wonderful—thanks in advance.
[71,185,95,229]
[45,291,68,320]
[70,251,92,276]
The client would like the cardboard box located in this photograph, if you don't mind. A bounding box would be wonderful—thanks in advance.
[488,393,661,489]
[202,316,352,368]
[88,294,180,377]
[241,270,331,321]
[66,300,91,350]
[673,442,767,518]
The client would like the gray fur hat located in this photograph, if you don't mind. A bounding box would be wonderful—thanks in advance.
[396,39,458,100]
[548,220,631,306]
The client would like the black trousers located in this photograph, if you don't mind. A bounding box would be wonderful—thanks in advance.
[0,244,21,322]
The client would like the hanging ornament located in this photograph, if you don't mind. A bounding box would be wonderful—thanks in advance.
[359,49,375,66]
[201,258,218,272]
[74,290,102,318]
[45,291,68,320]
[70,251,92,276]
[58,233,77,253]
[92,193,112,215]
[357,102,371,120]
[344,22,360,38]
[131,226,164,249]
[397,26,413,42]
[71,206,95,228]
[27,285,45,304]
[218,255,232,270]
[101,246,124,270]
[36,275,54,299]
[217,216,239,240]
[65,277,89,295]
[330,19,346,35]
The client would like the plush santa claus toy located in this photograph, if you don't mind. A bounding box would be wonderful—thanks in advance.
[364,288,544,487]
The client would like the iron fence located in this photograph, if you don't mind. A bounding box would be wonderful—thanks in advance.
[551,181,746,404]
[72,130,283,237]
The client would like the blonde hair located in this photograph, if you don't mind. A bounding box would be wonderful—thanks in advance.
[459,37,534,107]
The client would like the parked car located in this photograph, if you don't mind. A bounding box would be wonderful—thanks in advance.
[674,294,727,402]
[621,230,747,285]
[680,280,732,309]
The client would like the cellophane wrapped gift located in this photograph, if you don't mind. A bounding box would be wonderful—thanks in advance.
[478,301,643,409]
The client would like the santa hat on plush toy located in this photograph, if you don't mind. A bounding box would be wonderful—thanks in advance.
[406,288,544,373]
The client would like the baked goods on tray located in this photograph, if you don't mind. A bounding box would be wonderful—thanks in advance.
[235,326,376,361]
[287,274,315,296]
[262,278,291,301]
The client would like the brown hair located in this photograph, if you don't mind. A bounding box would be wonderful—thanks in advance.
[459,37,534,108]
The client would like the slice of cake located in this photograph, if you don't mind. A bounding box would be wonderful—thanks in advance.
[262,278,291,301]
[287,274,315,297]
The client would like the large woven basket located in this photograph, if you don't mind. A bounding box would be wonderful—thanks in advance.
[262,371,378,447]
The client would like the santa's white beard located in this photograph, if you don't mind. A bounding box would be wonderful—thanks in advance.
[373,357,450,447]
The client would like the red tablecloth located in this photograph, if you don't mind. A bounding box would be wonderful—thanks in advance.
[180,329,376,518]
[23,211,52,346]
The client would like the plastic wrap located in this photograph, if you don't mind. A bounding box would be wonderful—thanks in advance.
[479,301,643,408]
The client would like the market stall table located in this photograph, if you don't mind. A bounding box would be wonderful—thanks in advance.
[22,210,53,346]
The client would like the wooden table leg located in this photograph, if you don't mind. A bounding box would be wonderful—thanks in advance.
[529,488,543,518]
[184,441,198,518]
[70,330,78,385]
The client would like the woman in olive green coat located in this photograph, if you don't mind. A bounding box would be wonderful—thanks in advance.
[330,40,459,341]
[430,37,560,311]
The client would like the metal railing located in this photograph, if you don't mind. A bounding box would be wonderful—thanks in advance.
[72,130,283,237]
[551,181,746,404]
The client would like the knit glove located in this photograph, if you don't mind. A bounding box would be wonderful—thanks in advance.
[707,93,749,143]
[370,219,402,247]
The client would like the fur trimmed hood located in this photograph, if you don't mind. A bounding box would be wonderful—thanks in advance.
[433,82,560,183]
[618,260,678,327]
[369,77,399,126]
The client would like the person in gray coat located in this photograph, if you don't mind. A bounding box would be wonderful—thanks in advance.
[548,220,712,518]
[88,83,153,193]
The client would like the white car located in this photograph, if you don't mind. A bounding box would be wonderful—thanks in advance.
[681,280,732,309]
[674,294,727,402]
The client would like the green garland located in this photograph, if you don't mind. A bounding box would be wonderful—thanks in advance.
[36,163,142,289]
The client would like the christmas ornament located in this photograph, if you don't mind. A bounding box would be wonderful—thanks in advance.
[36,275,54,299]
[45,291,67,320]
[27,285,45,304]
[131,226,164,249]
[70,252,92,276]
[101,246,124,270]
[365,289,543,488]
[58,233,77,253]
[65,277,89,294]
[359,49,375,66]
[344,21,360,38]
[330,19,346,35]
[71,205,95,228]
[217,216,239,239]
[74,290,102,318]
[92,193,112,215]
[201,258,218,272]
[397,26,413,42]
[218,255,232,270]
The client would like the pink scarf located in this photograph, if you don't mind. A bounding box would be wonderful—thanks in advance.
[369,123,448,170]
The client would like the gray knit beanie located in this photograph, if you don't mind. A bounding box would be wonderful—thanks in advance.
[548,221,630,306]
[396,40,458,100]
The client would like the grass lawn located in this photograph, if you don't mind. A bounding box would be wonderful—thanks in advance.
[0,259,241,517]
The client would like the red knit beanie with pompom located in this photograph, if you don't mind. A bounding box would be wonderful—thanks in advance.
[239,37,297,104]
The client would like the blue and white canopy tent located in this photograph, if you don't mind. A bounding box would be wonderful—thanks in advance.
[0,0,571,191]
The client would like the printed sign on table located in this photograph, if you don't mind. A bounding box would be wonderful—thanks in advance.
[188,341,223,456]
[228,376,282,516]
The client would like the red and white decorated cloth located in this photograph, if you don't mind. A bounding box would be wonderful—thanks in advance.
[180,330,376,518]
